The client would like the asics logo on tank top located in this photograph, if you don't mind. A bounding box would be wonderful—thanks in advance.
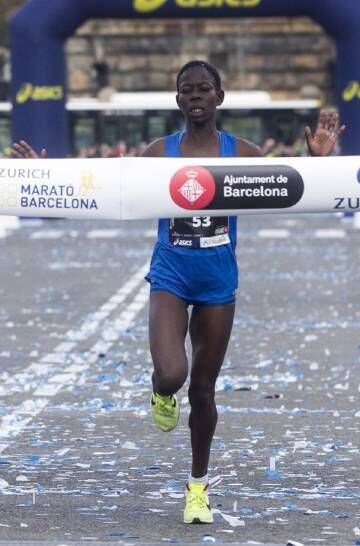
[173,238,193,246]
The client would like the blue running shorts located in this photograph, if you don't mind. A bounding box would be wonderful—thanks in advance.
[145,243,238,306]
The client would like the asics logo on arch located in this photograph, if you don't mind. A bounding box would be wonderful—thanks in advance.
[134,0,167,12]
[133,0,261,13]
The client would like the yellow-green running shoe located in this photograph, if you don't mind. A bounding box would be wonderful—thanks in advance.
[183,483,213,524]
[150,393,179,432]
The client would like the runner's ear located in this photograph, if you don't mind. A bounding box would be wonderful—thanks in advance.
[216,89,224,107]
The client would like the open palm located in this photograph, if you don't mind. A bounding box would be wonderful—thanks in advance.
[11,140,47,159]
[305,109,346,157]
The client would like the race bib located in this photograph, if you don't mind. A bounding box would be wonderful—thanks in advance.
[169,216,230,248]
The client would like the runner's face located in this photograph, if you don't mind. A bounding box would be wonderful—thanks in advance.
[176,67,224,124]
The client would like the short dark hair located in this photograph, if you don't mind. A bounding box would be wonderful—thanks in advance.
[176,60,222,92]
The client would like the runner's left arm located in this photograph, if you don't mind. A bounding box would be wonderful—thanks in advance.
[305,109,346,157]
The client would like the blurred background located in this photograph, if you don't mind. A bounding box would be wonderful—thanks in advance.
[0,1,338,159]
[0,5,358,542]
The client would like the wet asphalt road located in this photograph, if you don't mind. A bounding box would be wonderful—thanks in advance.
[0,213,358,546]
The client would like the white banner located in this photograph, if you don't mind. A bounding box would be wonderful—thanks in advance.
[0,156,358,219]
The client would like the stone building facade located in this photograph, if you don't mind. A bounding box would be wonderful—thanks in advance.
[66,17,335,102]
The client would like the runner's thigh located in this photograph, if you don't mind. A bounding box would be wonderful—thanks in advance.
[149,291,189,376]
[189,304,235,384]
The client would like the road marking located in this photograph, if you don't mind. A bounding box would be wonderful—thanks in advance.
[33,379,77,397]
[21,224,353,241]
[30,230,64,239]
[237,228,350,239]
[0,398,49,440]
[65,263,149,342]
[20,218,43,228]
[87,229,121,239]
[0,284,149,453]
[314,229,346,238]
[353,212,360,229]
[0,216,20,239]
[53,341,77,352]
[258,229,289,238]
[145,228,157,238]
[0,261,150,453]
[0,216,20,229]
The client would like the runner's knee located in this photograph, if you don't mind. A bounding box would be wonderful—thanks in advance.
[188,382,216,410]
[154,368,187,395]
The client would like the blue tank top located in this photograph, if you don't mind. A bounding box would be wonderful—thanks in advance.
[157,130,237,255]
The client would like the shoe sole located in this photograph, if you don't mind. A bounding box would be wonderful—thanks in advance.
[184,516,213,524]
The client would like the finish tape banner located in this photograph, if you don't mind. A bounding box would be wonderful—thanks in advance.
[0,156,359,220]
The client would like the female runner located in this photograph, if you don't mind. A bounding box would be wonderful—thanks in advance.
[140,60,345,524]
[11,60,345,524]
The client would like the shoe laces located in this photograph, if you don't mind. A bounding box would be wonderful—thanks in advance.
[154,395,176,416]
[186,490,208,509]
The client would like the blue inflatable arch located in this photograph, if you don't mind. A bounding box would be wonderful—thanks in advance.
[10,0,360,157]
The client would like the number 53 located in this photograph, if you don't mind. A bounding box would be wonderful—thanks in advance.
[192,216,211,227]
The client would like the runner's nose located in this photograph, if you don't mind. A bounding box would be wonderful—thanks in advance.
[189,91,201,101]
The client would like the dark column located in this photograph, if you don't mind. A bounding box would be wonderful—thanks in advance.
[335,35,360,155]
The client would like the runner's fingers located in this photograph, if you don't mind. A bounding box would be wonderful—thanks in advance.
[12,142,23,150]
[10,148,22,158]
[320,109,332,131]
[304,126,313,150]
[13,143,29,157]
[327,111,335,131]
[318,110,326,129]
[19,140,37,157]
[322,109,335,131]
[337,124,346,138]
[329,111,338,132]
[11,142,28,157]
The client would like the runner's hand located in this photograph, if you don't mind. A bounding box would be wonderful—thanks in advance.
[305,109,346,157]
[11,140,47,159]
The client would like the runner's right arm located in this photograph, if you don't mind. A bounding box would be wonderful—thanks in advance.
[140,138,165,158]
[11,140,47,159]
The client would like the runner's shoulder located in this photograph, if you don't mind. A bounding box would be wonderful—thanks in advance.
[235,137,263,157]
[140,138,166,157]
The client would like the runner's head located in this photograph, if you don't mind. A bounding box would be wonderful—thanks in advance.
[176,60,222,92]
[176,60,224,124]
